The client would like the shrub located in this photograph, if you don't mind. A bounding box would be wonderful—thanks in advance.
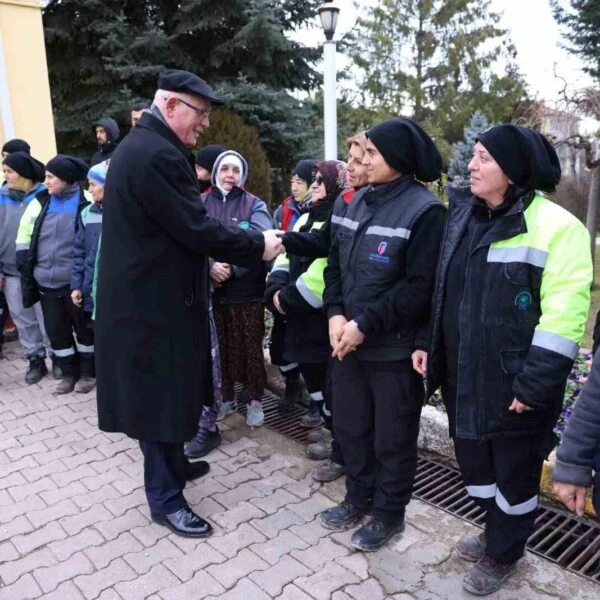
[197,110,272,205]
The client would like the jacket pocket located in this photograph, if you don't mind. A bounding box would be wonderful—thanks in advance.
[500,348,528,375]
[499,347,544,431]
[500,263,542,324]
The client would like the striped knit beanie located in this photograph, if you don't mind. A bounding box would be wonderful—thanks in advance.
[88,160,110,185]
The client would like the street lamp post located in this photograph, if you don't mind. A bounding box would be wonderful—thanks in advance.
[318,1,340,160]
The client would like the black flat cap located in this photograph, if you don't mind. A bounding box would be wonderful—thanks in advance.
[158,69,224,106]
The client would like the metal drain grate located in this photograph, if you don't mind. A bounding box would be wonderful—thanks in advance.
[233,386,600,583]
[413,457,600,583]
[234,385,314,443]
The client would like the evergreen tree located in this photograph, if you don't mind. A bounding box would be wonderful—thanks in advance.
[448,111,490,185]
[43,0,320,173]
[197,111,272,205]
[552,0,600,82]
[346,0,526,143]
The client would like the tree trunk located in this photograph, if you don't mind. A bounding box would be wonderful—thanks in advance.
[585,166,600,283]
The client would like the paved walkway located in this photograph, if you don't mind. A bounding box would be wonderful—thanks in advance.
[1,339,599,599]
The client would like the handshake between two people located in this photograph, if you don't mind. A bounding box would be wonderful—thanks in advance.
[262,230,285,261]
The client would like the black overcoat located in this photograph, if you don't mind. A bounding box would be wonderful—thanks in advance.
[95,113,264,442]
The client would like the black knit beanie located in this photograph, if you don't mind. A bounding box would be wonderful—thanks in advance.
[2,139,31,155]
[2,151,45,182]
[477,125,561,193]
[366,118,442,182]
[195,145,226,172]
[45,155,89,184]
[292,160,317,186]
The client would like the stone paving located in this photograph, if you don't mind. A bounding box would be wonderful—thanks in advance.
[1,338,599,599]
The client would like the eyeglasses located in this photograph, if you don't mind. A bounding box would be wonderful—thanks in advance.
[314,175,324,185]
[177,98,211,120]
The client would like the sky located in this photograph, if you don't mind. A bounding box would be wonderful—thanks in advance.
[302,0,594,105]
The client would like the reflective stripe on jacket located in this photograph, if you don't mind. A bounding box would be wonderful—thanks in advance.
[427,189,592,438]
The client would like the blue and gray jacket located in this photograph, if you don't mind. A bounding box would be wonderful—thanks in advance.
[16,186,90,307]
[71,202,102,313]
[0,182,45,277]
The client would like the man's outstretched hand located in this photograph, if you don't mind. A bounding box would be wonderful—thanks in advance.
[262,230,284,261]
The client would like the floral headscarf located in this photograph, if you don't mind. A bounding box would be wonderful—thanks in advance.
[314,160,349,204]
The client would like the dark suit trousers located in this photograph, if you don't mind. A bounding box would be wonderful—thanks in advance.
[138,441,188,515]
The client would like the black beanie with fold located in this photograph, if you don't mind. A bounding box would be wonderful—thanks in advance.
[366,118,442,182]
[292,160,317,186]
[195,145,226,172]
[477,125,561,193]
[2,139,31,155]
[45,155,89,184]
[2,151,45,182]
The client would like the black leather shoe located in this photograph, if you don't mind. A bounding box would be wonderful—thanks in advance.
[151,507,213,538]
[320,500,367,531]
[351,517,405,551]
[185,427,221,459]
[185,459,210,481]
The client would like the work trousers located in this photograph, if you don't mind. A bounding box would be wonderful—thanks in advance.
[454,434,550,564]
[332,354,423,523]
[300,360,343,465]
[138,441,188,515]
[4,276,49,358]
[269,312,299,377]
[39,289,94,378]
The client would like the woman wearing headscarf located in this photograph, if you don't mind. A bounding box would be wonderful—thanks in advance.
[0,151,51,382]
[413,125,593,595]
[318,118,446,552]
[266,160,348,432]
[16,154,93,395]
[201,150,272,429]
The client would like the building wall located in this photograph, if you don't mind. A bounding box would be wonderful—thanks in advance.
[0,0,56,161]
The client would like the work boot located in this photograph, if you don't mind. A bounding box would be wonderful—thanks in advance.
[455,531,487,562]
[300,400,323,428]
[279,374,302,410]
[306,441,332,460]
[185,426,221,458]
[312,460,345,483]
[3,327,18,342]
[54,376,77,395]
[75,376,96,394]
[306,427,331,444]
[462,555,518,596]
[50,355,63,380]
[351,517,405,552]
[320,500,367,531]
[216,401,236,421]
[25,356,48,385]
[246,400,265,427]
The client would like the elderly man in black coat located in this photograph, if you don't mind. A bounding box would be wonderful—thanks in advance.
[95,69,282,538]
